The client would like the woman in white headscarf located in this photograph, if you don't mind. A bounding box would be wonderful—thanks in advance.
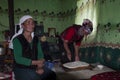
[9,15,34,49]
[12,15,56,80]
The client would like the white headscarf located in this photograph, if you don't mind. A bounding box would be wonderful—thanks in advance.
[9,15,34,49]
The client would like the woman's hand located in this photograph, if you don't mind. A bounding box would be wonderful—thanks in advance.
[37,59,45,69]
[32,59,45,66]
[32,59,45,74]
[37,59,45,64]
[37,59,44,65]
[75,55,79,61]
[36,68,44,74]
[67,53,71,61]
[36,59,45,74]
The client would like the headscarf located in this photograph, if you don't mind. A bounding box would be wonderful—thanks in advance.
[82,19,93,34]
[9,15,34,49]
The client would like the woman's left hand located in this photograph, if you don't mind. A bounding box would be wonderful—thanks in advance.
[37,59,45,68]
[75,56,79,61]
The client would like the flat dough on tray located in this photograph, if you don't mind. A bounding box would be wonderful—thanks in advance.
[63,61,89,69]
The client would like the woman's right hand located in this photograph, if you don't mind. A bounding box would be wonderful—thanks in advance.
[32,59,44,65]
[35,59,45,74]
[37,59,45,68]
[67,53,71,61]
[36,68,44,74]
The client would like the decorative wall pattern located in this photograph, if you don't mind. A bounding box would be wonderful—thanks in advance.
[0,0,77,41]
[79,47,120,70]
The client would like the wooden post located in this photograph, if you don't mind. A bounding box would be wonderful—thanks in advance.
[8,0,14,38]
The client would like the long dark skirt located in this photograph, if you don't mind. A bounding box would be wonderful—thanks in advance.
[59,41,75,64]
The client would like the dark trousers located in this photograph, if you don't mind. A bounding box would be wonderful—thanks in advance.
[13,66,56,80]
[59,41,75,64]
